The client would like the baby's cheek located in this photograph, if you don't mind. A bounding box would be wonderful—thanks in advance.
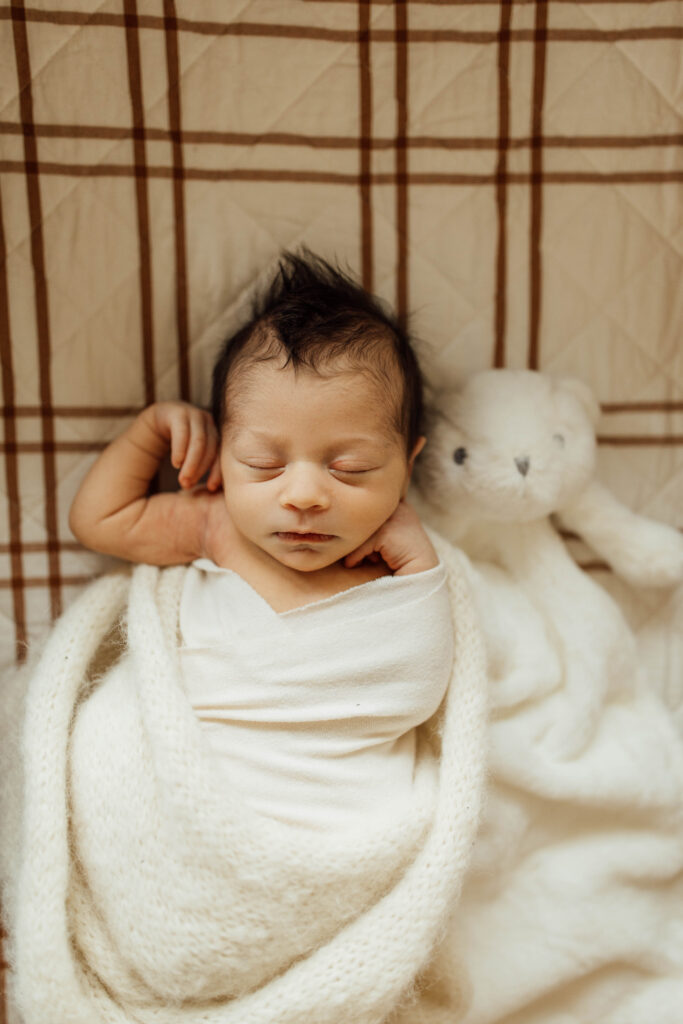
[346,499,396,542]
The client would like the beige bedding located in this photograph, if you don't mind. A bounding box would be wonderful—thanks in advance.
[1,2,681,1021]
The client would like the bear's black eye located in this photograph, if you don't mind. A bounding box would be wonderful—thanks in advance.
[553,433,565,447]
[453,447,468,465]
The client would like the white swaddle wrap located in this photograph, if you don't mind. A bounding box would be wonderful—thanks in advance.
[179,560,453,835]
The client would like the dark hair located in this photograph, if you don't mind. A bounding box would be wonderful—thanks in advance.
[210,250,424,454]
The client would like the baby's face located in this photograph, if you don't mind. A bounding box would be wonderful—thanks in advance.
[219,361,416,573]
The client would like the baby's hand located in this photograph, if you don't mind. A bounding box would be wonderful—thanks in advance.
[344,499,438,576]
[152,402,222,492]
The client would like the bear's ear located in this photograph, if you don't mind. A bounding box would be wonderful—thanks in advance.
[553,376,601,429]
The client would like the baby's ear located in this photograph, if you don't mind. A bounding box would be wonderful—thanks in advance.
[554,376,601,429]
[408,436,427,472]
[402,436,427,497]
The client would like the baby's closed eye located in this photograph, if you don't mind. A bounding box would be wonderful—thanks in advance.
[329,464,378,478]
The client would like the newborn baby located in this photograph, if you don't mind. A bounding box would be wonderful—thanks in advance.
[69,251,453,835]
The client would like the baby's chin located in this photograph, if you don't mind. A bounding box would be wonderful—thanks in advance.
[266,535,352,573]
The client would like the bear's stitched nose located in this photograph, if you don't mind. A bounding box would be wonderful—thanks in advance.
[515,456,530,477]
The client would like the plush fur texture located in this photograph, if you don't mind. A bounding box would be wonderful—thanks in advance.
[415,369,683,587]
[412,369,683,758]
[395,370,683,1023]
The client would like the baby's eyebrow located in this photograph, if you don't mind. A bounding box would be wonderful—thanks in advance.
[329,435,392,450]
[238,428,390,450]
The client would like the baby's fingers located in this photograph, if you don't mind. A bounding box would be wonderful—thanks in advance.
[206,454,223,492]
[192,424,220,487]
[344,534,378,569]
[178,412,218,488]
[168,414,191,472]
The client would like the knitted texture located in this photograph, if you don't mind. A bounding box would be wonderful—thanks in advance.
[1,535,488,1024]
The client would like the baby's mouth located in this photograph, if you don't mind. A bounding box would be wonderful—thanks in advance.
[276,531,335,543]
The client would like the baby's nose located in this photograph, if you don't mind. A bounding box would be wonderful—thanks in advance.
[280,464,330,510]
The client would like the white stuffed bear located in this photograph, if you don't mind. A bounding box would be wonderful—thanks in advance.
[416,368,683,586]
[413,369,683,757]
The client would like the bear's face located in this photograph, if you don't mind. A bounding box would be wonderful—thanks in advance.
[418,370,598,522]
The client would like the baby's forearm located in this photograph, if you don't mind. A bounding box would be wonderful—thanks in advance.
[72,406,165,515]
[69,405,208,564]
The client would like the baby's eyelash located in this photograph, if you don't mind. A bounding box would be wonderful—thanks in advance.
[240,461,374,475]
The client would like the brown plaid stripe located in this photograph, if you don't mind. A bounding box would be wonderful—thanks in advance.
[0,2,681,1013]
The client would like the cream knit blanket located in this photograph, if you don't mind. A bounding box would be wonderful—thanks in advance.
[1,535,488,1024]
